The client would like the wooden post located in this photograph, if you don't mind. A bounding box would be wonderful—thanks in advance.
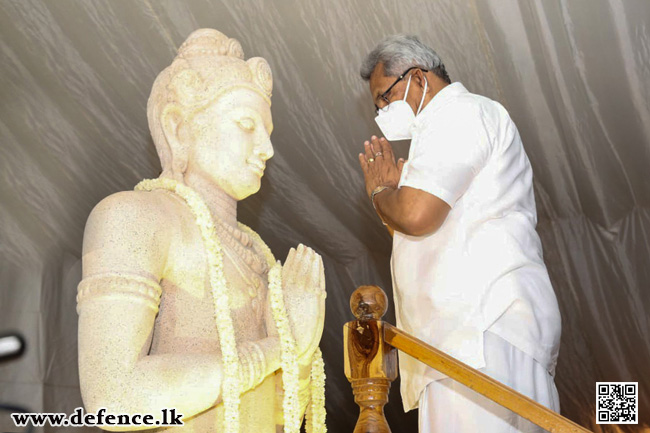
[343,285,397,433]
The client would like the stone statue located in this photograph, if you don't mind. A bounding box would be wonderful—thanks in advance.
[76,29,326,433]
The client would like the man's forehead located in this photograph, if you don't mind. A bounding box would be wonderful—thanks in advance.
[369,63,396,95]
[369,63,386,84]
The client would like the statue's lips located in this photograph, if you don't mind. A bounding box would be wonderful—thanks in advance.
[248,161,266,176]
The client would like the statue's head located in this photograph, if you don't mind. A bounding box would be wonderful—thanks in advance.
[148,28,274,200]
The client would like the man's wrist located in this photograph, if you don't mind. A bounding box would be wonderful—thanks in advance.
[370,186,391,207]
[371,186,393,226]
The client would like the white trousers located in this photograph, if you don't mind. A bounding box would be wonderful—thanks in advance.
[418,330,560,433]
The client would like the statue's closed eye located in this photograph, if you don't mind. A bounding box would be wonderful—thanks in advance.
[236,117,256,132]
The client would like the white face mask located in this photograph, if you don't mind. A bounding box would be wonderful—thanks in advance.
[374,74,428,141]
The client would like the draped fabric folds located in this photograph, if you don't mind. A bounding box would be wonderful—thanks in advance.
[0,1,648,432]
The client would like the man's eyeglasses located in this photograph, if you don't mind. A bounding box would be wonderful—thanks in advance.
[374,66,429,114]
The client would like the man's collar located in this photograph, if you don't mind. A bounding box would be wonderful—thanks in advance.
[414,82,468,126]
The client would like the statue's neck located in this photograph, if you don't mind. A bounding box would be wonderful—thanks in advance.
[168,171,238,228]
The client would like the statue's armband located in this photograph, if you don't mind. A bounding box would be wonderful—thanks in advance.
[76,273,163,314]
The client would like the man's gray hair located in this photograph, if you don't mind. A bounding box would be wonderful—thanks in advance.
[360,34,451,84]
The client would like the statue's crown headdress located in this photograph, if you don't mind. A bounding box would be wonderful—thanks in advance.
[169,28,272,105]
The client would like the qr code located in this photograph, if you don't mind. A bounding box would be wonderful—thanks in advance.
[597,382,638,424]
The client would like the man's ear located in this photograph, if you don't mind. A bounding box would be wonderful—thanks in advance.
[161,104,189,176]
[413,68,427,89]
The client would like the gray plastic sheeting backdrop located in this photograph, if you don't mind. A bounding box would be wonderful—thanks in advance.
[0,0,649,432]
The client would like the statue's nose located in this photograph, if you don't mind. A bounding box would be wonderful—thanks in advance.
[256,137,274,161]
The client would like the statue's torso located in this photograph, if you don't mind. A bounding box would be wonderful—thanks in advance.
[148,190,277,432]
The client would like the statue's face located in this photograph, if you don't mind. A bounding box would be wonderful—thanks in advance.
[187,88,274,200]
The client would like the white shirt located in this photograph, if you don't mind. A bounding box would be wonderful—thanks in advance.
[391,82,562,411]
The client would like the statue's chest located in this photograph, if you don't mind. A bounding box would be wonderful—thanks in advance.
[161,227,269,338]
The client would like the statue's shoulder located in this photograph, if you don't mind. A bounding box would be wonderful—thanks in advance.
[82,189,176,277]
[83,189,181,251]
[88,189,174,229]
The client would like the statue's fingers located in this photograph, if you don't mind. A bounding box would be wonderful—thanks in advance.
[291,244,307,284]
[285,247,296,263]
[318,255,325,292]
[284,247,297,282]
[296,243,307,265]
[309,250,320,289]
[297,246,313,282]
[312,299,326,350]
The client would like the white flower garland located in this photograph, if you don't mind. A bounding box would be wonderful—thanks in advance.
[267,262,301,432]
[135,178,326,433]
[136,178,241,433]
[240,226,327,433]
[306,348,327,433]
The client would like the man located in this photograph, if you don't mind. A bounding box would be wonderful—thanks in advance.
[358,34,562,433]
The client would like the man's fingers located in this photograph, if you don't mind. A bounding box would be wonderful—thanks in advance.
[358,153,370,177]
[364,141,375,162]
[370,136,382,157]
[397,158,406,177]
[379,137,396,164]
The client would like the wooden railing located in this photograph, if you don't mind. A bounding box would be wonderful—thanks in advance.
[343,285,593,433]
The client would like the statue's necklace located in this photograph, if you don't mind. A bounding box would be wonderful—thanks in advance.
[158,184,267,299]
[213,218,268,299]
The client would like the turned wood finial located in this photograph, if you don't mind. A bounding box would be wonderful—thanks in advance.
[350,285,388,321]
[345,286,396,433]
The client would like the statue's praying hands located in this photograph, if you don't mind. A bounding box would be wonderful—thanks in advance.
[281,244,326,363]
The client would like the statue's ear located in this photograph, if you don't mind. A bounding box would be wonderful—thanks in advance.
[161,104,189,177]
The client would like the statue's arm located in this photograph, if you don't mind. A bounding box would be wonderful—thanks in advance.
[77,192,225,429]
[78,192,284,430]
